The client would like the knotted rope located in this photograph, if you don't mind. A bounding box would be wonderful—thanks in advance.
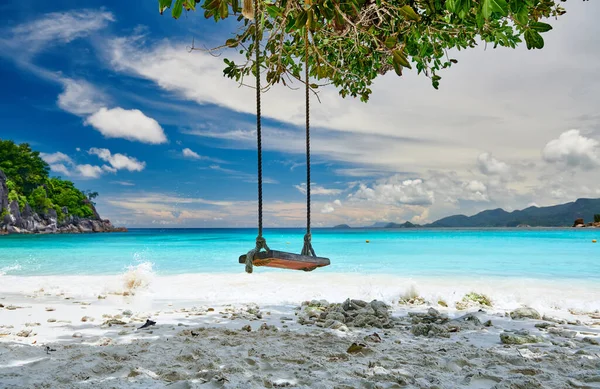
[245,236,270,274]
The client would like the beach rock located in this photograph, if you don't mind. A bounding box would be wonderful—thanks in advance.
[448,313,482,331]
[582,337,600,346]
[534,322,554,329]
[324,320,346,330]
[510,307,541,320]
[122,309,133,317]
[259,323,277,331]
[573,218,585,227]
[493,377,544,389]
[17,329,33,337]
[500,333,543,345]
[409,308,449,325]
[412,323,449,337]
[81,316,94,322]
[103,319,127,326]
[370,300,390,317]
[72,332,83,338]
[47,318,56,323]
[542,315,567,324]
[455,293,492,310]
[352,313,382,328]
[548,327,578,338]
[326,312,346,323]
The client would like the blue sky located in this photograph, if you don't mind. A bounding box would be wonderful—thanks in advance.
[1,1,599,227]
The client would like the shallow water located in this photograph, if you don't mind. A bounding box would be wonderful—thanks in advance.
[0,228,598,278]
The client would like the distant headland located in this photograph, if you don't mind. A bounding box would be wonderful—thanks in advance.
[0,140,126,235]
[333,198,600,229]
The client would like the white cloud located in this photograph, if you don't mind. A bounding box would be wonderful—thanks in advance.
[477,152,513,180]
[40,152,73,165]
[76,164,104,178]
[10,9,114,51]
[111,181,135,186]
[182,148,201,159]
[350,178,435,206]
[321,204,335,213]
[542,129,599,170]
[48,163,72,177]
[57,79,106,116]
[42,152,104,179]
[294,183,343,196]
[85,107,167,144]
[334,199,342,207]
[88,148,146,172]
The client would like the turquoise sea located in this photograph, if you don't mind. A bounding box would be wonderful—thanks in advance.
[0,228,598,279]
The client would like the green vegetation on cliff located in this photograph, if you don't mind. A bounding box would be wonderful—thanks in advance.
[0,140,96,219]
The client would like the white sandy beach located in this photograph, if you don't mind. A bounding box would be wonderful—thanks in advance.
[1,268,600,388]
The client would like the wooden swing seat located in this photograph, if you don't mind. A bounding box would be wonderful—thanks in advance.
[239,250,330,271]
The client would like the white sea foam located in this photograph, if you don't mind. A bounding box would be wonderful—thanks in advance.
[0,271,597,315]
[121,261,155,294]
[0,264,21,276]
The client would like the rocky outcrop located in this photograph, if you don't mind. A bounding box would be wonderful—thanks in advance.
[0,169,126,235]
[573,218,585,227]
[0,170,8,213]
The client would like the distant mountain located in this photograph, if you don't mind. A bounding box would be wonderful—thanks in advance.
[332,224,351,229]
[383,222,417,228]
[369,222,390,228]
[427,198,600,228]
[331,198,600,229]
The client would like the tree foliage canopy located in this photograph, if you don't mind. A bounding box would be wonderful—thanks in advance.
[0,140,95,219]
[159,0,567,101]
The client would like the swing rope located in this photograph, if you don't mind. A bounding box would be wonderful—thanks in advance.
[245,0,269,274]
[301,27,316,258]
[245,12,315,273]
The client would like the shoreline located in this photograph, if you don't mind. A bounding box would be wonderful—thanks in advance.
[1,271,599,312]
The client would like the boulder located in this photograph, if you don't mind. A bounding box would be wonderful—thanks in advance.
[510,307,541,320]
[3,213,15,225]
[500,332,543,345]
[43,208,58,224]
[21,203,33,218]
[411,323,449,337]
[573,218,585,227]
[9,200,21,221]
[325,312,346,323]
[78,220,93,232]
[91,220,104,232]
[352,313,382,328]
[0,169,8,214]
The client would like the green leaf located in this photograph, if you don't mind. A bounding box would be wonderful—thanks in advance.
[384,36,397,49]
[392,49,411,69]
[445,0,457,13]
[295,11,308,29]
[399,5,420,21]
[219,0,229,19]
[226,38,238,47]
[482,0,508,20]
[530,21,552,33]
[172,0,184,18]
[524,30,544,50]
[159,0,173,14]
[183,0,196,11]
